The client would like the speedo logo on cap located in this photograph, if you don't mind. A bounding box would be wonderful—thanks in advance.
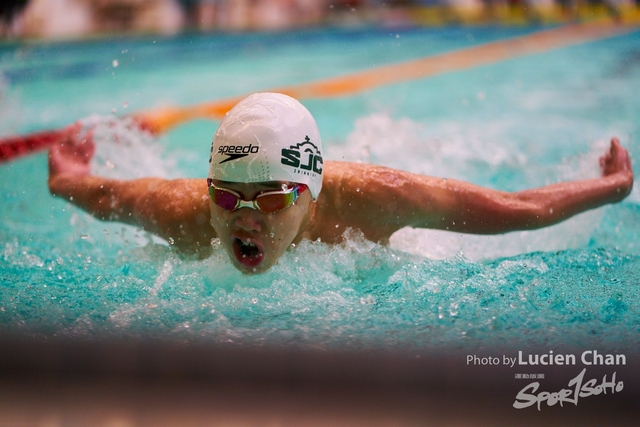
[281,136,323,175]
[217,144,259,164]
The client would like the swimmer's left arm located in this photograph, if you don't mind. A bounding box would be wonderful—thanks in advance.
[48,124,215,254]
[49,174,214,253]
[333,138,633,240]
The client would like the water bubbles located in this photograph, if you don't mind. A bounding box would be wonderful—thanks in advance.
[88,115,177,179]
[359,295,375,305]
[168,237,175,245]
[112,60,119,68]
[449,303,459,316]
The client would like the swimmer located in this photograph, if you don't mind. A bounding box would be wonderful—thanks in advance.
[48,93,634,274]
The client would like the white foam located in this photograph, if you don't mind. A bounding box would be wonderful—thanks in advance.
[389,213,600,261]
[84,115,177,180]
[327,112,525,181]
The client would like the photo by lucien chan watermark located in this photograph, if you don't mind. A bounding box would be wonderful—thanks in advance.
[466,350,627,411]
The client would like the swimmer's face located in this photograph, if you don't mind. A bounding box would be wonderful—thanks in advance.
[208,180,312,274]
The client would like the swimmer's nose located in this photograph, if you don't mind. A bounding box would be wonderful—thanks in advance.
[234,210,262,232]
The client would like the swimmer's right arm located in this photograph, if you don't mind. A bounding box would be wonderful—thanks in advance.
[321,138,633,242]
[48,124,215,253]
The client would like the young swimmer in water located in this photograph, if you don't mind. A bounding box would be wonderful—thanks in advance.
[48,93,634,274]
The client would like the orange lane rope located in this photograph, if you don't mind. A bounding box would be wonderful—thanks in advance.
[135,19,634,134]
[0,19,635,163]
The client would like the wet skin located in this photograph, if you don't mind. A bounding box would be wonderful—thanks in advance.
[208,180,313,274]
[48,123,634,273]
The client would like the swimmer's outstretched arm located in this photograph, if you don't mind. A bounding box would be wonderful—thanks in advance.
[48,124,214,253]
[322,138,633,243]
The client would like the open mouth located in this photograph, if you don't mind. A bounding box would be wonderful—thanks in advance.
[232,237,265,268]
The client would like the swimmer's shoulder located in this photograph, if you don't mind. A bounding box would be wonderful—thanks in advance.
[138,178,209,213]
[320,161,362,200]
[135,178,215,251]
[323,160,369,180]
[156,178,210,223]
[312,161,397,243]
[323,161,399,189]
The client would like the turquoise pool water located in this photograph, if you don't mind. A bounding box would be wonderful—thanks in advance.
[1,26,639,352]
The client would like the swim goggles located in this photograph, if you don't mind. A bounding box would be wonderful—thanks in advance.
[207,178,307,214]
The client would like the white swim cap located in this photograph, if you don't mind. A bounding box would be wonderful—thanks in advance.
[208,93,323,200]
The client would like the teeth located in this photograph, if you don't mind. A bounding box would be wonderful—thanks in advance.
[238,238,257,248]
[237,238,260,260]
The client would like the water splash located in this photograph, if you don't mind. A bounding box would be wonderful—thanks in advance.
[82,115,178,180]
[327,112,522,181]
[3,224,638,352]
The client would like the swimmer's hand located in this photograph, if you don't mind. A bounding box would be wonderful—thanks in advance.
[600,138,634,200]
[48,122,95,177]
